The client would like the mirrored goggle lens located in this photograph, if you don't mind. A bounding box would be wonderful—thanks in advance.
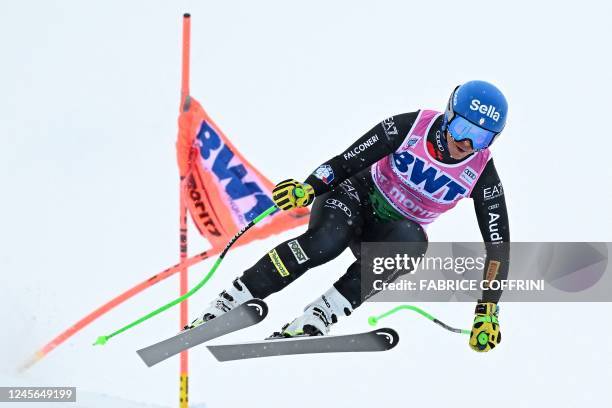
[447,115,496,150]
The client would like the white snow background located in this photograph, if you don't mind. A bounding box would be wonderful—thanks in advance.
[1,0,611,407]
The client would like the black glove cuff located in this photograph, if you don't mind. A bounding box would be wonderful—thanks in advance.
[475,302,498,316]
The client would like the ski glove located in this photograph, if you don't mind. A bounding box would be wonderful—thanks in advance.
[272,179,315,211]
[469,301,501,352]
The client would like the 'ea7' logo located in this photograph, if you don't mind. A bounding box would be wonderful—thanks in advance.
[392,152,467,201]
[197,121,274,222]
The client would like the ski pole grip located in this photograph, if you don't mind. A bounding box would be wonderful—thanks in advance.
[294,187,305,198]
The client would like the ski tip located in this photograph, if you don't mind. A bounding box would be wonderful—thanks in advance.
[374,328,400,350]
[368,316,378,327]
[245,299,268,321]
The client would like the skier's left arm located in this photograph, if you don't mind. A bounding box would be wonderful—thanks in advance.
[469,158,510,352]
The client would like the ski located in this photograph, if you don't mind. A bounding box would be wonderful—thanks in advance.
[136,299,268,367]
[207,327,399,362]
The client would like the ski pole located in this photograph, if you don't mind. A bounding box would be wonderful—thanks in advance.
[368,305,470,335]
[94,205,279,346]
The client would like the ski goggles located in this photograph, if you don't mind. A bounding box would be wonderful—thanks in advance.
[446,114,497,151]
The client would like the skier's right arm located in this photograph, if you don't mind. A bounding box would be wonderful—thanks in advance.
[271,112,418,210]
[302,112,419,196]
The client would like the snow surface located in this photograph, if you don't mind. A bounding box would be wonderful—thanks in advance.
[1,1,611,407]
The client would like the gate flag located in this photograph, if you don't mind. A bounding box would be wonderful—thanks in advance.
[176,96,309,249]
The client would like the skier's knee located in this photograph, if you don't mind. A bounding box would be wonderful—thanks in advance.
[239,225,351,299]
[298,225,352,264]
[382,219,428,243]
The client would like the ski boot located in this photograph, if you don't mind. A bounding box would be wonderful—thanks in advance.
[185,277,254,330]
[269,287,353,338]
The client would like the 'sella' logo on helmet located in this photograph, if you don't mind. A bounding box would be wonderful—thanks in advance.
[469,99,500,122]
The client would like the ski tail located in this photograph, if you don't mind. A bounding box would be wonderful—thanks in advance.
[207,327,399,362]
[137,299,268,367]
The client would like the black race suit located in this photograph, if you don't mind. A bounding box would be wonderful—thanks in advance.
[240,111,510,308]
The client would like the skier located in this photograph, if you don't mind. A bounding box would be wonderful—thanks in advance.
[189,80,510,352]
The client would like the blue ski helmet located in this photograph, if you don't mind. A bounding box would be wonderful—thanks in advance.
[443,80,508,150]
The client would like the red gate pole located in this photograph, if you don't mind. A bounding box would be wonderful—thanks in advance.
[179,13,191,408]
